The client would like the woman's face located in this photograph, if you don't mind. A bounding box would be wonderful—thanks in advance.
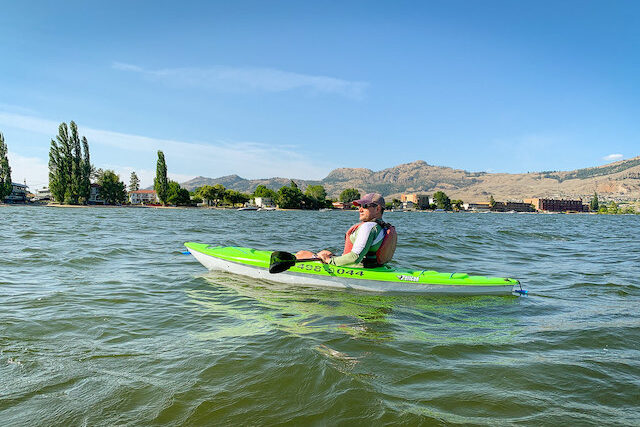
[358,203,381,221]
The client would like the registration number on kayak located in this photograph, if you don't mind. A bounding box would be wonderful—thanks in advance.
[295,264,364,276]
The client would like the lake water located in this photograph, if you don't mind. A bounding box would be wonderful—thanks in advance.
[1,206,639,425]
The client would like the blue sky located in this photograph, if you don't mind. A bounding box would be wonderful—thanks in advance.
[1,0,639,190]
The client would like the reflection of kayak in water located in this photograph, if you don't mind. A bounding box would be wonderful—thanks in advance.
[184,242,524,295]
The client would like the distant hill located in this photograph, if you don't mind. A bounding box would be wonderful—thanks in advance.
[181,175,320,194]
[180,156,640,202]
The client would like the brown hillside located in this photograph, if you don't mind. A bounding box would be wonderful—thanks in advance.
[180,156,640,202]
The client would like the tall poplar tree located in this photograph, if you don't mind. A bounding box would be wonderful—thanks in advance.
[590,192,599,212]
[48,122,92,204]
[80,137,91,203]
[154,150,168,205]
[48,138,64,202]
[69,121,82,204]
[0,132,13,201]
[48,123,72,203]
[58,123,73,204]
[129,171,140,191]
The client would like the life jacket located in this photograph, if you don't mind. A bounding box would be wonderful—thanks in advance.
[343,219,397,266]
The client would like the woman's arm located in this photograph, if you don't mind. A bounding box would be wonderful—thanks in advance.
[327,222,379,266]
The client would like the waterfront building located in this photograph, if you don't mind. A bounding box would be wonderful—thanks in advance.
[402,200,416,210]
[3,182,28,203]
[491,201,536,212]
[332,201,350,210]
[254,197,275,208]
[524,198,585,212]
[401,194,430,209]
[463,202,491,212]
[129,189,159,205]
[89,184,105,205]
[34,187,51,201]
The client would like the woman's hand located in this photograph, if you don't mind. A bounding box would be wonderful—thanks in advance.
[316,250,333,263]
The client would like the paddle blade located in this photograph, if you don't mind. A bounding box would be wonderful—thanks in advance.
[269,251,297,274]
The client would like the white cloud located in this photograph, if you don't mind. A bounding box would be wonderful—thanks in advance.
[112,62,368,99]
[106,165,194,189]
[0,112,60,135]
[112,62,144,72]
[0,112,331,189]
[602,153,623,162]
[7,152,49,190]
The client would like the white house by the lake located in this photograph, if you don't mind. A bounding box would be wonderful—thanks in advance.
[129,189,159,205]
[254,197,275,208]
[34,187,52,201]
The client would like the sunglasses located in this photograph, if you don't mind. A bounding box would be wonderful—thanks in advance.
[360,203,378,209]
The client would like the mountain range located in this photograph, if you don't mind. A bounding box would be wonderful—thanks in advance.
[180,156,640,202]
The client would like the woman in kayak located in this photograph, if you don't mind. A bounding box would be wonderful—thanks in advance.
[296,192,397,267]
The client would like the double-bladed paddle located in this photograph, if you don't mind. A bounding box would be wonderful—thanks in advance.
[269,251,323,273]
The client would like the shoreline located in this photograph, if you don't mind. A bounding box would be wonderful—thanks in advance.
[2,203,637,214]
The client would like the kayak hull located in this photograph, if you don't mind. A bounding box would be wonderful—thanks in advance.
[185,243,522,295]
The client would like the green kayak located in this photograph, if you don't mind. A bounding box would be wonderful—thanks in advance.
[185,242,524,295]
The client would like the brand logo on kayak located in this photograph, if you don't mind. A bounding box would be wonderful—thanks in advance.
[397,275,419,282]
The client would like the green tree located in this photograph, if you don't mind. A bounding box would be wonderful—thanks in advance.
[69,121,82,204]
[59,125,74,204]
[253,184,277,199]
[197,185,214,206]
[621,206,636,214]
[129,171,140,192]
[489,195,496,208]
[80,137,91,203]
[339,188,360,204]
[451,199,464,211]
[166,181,180,205]
[190,191,203,204]
[154,150,168,205]
[0,132,12,201]
[590,192,599,211]
[97,170,127,205]
[304,184,327,209]
[175,188,192,206]
[197,184,226,206]
[607,201,619,214]
[48,123,73,203]
[166,180,191,206]
[433,191,452,210]
[224,189,250,207]
[90,166,104,181]
[276,181,303,209]
[48,138,64,203]
[47,121,90,204]
[211,184,226,206]
[387,198,404,210]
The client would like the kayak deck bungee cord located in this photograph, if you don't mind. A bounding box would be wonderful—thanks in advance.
[185,242,525,295]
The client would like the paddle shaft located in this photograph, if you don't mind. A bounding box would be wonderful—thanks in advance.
[295,257,323,263]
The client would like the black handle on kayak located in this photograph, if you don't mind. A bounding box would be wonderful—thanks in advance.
[269,251,323,274]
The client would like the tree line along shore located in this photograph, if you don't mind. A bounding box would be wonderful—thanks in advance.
[1,122,638,215]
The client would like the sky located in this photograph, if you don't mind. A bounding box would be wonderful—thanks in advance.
[1,0,639,190]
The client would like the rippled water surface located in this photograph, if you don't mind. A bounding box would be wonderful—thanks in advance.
[1,206,639,425]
